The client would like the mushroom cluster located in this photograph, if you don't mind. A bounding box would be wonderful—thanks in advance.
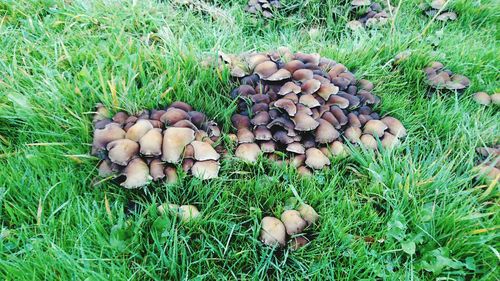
[419,0,457,22]
[221,49,406,174]
[158,203,201,222]
[92,102,223,188]
[245,0,281,18]
[475,146,499,183]
[260,201,318,250]
[472,92,500,106]
[347,2,391,30]
[424,61,470,91]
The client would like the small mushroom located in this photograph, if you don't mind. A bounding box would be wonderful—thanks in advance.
[106,139,140,165]
[278,82,301,96]
[472,92,491,105]
[273,130,294,144]
[326,95,349,109]
[380,117,406,138]
[297,166,313,176]
[112,111,128,124]
[182,158,195,172]
[254,126,272,141]
[491,93,500,105]
[280,210,307,235]
[92,123,126,154]
[363,120,388,138]
[289,236,309,251]
[260,140,276,153]
[317,83,339,100]
[254,61,278,78]
[260,216,286,246]
[381,132,399,149]
[274,99,297,116]
[315,119,339,144]
[157,203,179,215]
[164,165,178,183]
[284,60,306,73]
[139,128,163,156]
[98,160,114,177]
[301,79,321,95]
[291,154,306,167]
[287,142,306,154]
[344,126,362,143]
[190,141,220,161]
[305,148,330,170]
[292,69,314,81]
[121,158,152,189]
[160,108,190,126]
[237,127,255,143]
[360,134,378,150]
[149,159,166,181]
[173,120,198,130]
[191,160,220,180]
[264,69,291,81]
[178,205,201,222]
[298,203,319,225]
[235,143,261,162]
[251,111,271,126]
[170,101,193,112]
[330,141,347,156]
[293,113,320,131]
[299,94,321,108]
[161,127,195,163]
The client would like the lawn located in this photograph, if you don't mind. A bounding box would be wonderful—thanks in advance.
[0,0,499,280]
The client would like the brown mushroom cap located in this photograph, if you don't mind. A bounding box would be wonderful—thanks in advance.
[327,95,350,109]
[280,210,307,235]
[380,117,406,138]
[247,53,270,70]
[363,119,388,137]
[297,166,313,176]
[124,119,153,142]
[161,127,195,163]
[160,108,190,125]
[347,113,361,127]
[315,119,339,144]
[112,111,128,124]
[254,126,272,141]
[260,216,286,246]
[278,82,301,96]
[106,139,140,165]
[289,236,309,251]
[264,69,292,81]
[292,69,314,81]
[381,132,400,149]
[260,140,276,153]
[237,127,255,143]
[173,120,198,130]
[139,128,163,156]
[301,79,321,95]
[284,60,306,73]
[251,111,271,126]
[298,203,319,225]
[182,158,195,172]
[235,143,261,162]
[330,140,347,156]
[232,114,251,129]
[283,93,299,103]
[360,134,378,150]
[472,92,491,106]
[254,61,278,78]
[150,159,166,181]
[191,160,220,180]
[291,154,306,167]
[121,158,152,189]
[170,101,193,112]
[190,141,220,161]
[299,94,321,108]
[287,142,306,154]
[178,205,201,222]
[293,112,320,131]
[274,98,297,117]
[317,83,339,100]
[98,160,114,177]
[305,148,331,169]
[273,130,294,144]
[344,126,362,143]
[92,123,126,154]
[491,93,500,105]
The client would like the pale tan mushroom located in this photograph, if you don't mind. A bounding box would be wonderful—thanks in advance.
[260,216,286,246]
[287,142,306,154]
[315,119,339,144]
[237,127,255,143]
[161,127,195,163]
[191,160,220,180]
[139,128,163,156]
[360,134,378,150]
[317,83,339,100]
[164,165,178,183]
[178,205,201,222]
[126,119,154,142]
[92,123,126,154]
[106,139,140,165]
[149,159,165,181]
[160,108,190,125]
[305,148,330,169]
[298,203,319,225]
[121,158,152,189]
[363,120,388,138]
[293,112,320,131]
[235,143,261,162]
[280,210,307,235]
[344,126,362,143]
[157,203,179,215]
[299,94,321,108]
[381,132,400,149]
[472,92,491,106]
[297,166,313,176]
[380,117,406,138]
[190,141,220,161]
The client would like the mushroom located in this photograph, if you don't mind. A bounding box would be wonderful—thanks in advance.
[305,148,330,170]
[260,141,276,153]
[289,236,309,251]
[254,61,278,78]
[284,60,306,73]
[315,119,339,144]
[160,108,190,126]
[293,113,320,131]
[251,111,271,126]
[278,82,301,96]
[344,126,362,143]
[297,166,313,176]
[274,98,297,116]
[191,160,220,180]
[380,117,406,138]
[149,159,166,181]
[157,203,179,215]
[381,132,399,149]
[106,139,140,165]
[161,127,195,163]
[290,154,306,167]
[178,205,201,222]
[330,141,347,156]
[317,83,339,100]
[260,216,286,246]
[237,128,255,143]
[98,160,114,177]
[472,92,491,105]
[360,134,378,150]
[254,126,272,141]
[235,143,261,162]
[299,94,321,108]
[125,119,154,142]
[491,93,500,105]
[173,120,198,130]
[112,111,128,125]
[363,120,388,138]
[139,128,163,156]
[280,210,307,235]
[298,203,319,225]
[121,158,152,189]
[92,123,126,154]
[170,101,193,112]
[190,141,220,161]
[301,79,321,95]
[292,69,314,81]
[287,142,306,154]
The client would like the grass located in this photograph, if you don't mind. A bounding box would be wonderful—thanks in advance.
[0,0,499,279]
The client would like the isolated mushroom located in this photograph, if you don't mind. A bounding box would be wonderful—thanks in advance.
[280,210,307,235]
[235,143,261,163]
[162,127,195,163]
[178,205,201,222]
[260,216,286,246]
[305,148,330,170]
[191,160,220,180]
[472,92,491,105]
[121,158,152,189]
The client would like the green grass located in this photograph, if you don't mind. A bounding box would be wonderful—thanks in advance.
[0,0,499,279]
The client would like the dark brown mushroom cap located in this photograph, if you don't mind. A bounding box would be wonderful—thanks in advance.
[267,117,295,130]
[182,158,195,172]
[363,119,388,137]
[251,111,271,126]
[287,142,306,154]
[273,130,294,144]
[301,79,321,95]
[183,144,195,159]
[278,81,301,96]
[161,127,195,163]
[328,63,347,78]
[94,119,112,130]
[299,94,321,108]
[305,148,330,169]
[347,113,361,127]
[121,158,152,189]
[357,90,379,105]
[254,126,272,140]
[294,52,320,65]
[170,101,193,112]
[292,69,314,81]
[380,117,406,138]
[160,108,190,125]
[188,111,207,127]
[191,160,220,180]
[274,98,297,116]
[289,236,309,251]
[252,103,269,113]
[139,128,163,156]
[254,61,278,78]
[112,111,129,124]
[190,141,220,161]
[149,159,166,181]
[260,216,286,246]
[173,120,198,130]
[358,114,373,127]
[251,94,271,104]
[280,210,307,235]
[344,126,362,143]
[150,110,166,121]
[293,112,320,131]
[315,119,339,144]
[360,134,378,150]
[232,114,251,129]
[92,123,126,154]
[260,140,276,153]
[235,143,261,162]
[331,77,350,90]
[330,106,348,126]
[237,127,255,143]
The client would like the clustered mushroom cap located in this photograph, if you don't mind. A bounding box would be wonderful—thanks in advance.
[245,0,281,19]
[424,61,470,91]
[92,102,223,188]
[348,1,391,30]
[224,50,406,172]
[472,92,500,106]
[158,203,201,222]
[419,0,458,22]
[474,145,500,183]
